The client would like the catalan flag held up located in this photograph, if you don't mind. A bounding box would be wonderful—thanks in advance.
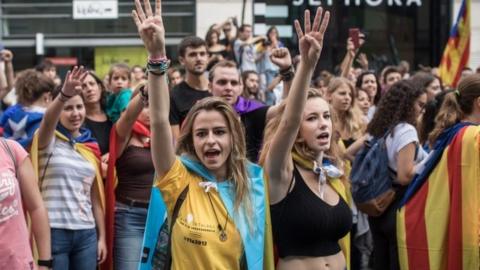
[438,0,471,88]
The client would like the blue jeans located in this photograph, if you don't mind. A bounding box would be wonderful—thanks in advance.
[114,202,148,270]
[51,228,97,270]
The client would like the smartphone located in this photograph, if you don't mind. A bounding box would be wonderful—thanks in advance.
[349,28,360,50]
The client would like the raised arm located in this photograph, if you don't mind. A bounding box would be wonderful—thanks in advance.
[266,47,293,121]
[37,66,87,149]
[340,38,356,78]
[265,8,330,199]
[132,0,175,178]
[114,91,145,156]
[0,50,14,101]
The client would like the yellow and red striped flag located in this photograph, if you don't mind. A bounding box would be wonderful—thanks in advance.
[438,0,471,88]
[397,125,480,270]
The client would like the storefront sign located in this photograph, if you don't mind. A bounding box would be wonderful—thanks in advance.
[46,57,78,66]
[292,0,422,6]
[73,0,118,19]
[94,47,148,79]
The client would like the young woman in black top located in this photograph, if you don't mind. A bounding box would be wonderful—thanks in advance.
[260,8,352,270]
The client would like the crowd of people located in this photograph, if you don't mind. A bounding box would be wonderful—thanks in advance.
[0,0,480,269]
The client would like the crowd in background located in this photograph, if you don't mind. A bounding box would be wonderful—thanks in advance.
[1,0,480,270]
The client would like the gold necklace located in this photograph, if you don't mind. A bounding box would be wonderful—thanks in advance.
[206,193,229,242]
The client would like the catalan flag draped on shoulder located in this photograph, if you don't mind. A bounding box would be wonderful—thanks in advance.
[438,0,471,88]
[396,122,480,270]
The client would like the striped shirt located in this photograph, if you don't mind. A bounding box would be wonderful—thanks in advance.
[39,137,96,230]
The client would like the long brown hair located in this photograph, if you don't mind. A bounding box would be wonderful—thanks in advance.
[327,77,366,140]
[428,74,480,144]
[259,89,345,176]
[176,97,252,220]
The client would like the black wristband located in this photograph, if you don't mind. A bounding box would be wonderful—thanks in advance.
[280,66,295,82]
[60,91,74,101]
[38,259,53,268]
[139,85,149,106]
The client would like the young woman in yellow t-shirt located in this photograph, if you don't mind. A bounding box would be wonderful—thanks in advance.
[131,0,273,269]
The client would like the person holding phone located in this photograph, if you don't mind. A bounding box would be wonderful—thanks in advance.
[340,29,366,79]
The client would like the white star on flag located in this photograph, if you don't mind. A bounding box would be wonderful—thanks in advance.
[7,115,29,140]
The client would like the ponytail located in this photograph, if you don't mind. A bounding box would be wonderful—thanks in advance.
[428,92,462,145]
[428,74,480,145]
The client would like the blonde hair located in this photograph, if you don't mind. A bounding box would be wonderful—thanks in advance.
[326,77,366,140]
[259,89,346,180]
[176,97,253,221]
[429,74,480,144]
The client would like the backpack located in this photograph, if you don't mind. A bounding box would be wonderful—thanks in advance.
[350,134,396,217]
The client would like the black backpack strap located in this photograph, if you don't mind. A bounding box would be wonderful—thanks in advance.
[164,185,189,270]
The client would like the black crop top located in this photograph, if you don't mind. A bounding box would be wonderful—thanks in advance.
[270,165,352,258]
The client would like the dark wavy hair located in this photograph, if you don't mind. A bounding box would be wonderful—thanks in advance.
[356,71,382,105]
[417,90,453,145]
[367,80,426,138]
[84,70,108,112]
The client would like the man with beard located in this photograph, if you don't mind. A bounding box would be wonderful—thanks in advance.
[241,70,263,102]
[169,36,211,141]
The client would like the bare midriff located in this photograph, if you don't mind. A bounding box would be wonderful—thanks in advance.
[276,251,346,270]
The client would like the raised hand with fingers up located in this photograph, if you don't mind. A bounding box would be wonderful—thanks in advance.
[61,66,88,98]
[132,0,165,58]
[294,8,330,67]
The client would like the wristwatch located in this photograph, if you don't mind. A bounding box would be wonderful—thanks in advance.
[38,259,53,268]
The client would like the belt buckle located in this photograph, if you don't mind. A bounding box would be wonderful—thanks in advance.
[127,197,148,208]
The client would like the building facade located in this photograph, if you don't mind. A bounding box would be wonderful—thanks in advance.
[1,0,478,76]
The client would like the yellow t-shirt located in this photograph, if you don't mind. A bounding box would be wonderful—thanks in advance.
[155,158,243,270]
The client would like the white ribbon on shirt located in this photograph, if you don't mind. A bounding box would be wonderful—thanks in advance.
[199,182,218,193]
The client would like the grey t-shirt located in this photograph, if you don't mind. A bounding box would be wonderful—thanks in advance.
[233,39,257,72]
[39,137,96,229]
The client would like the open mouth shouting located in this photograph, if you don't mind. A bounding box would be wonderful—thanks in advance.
[316,132,330,145]
[204,149,221,161]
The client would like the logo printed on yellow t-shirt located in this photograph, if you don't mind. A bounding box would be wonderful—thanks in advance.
[186,213,193,223]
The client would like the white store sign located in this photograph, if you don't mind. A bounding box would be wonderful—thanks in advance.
[291,0,422,6]
[73,0,118,19]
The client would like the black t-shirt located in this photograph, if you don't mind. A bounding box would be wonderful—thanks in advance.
[169,81,211,126]
[84,117,113,155]
[240,106,270,162]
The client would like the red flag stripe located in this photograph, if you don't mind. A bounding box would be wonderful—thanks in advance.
[405,181,431,269]
[446,127,467,269]
[452,39,470,87]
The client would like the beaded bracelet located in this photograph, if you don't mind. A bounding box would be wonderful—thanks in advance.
[148,55,167,63]
[147,58,171,76]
